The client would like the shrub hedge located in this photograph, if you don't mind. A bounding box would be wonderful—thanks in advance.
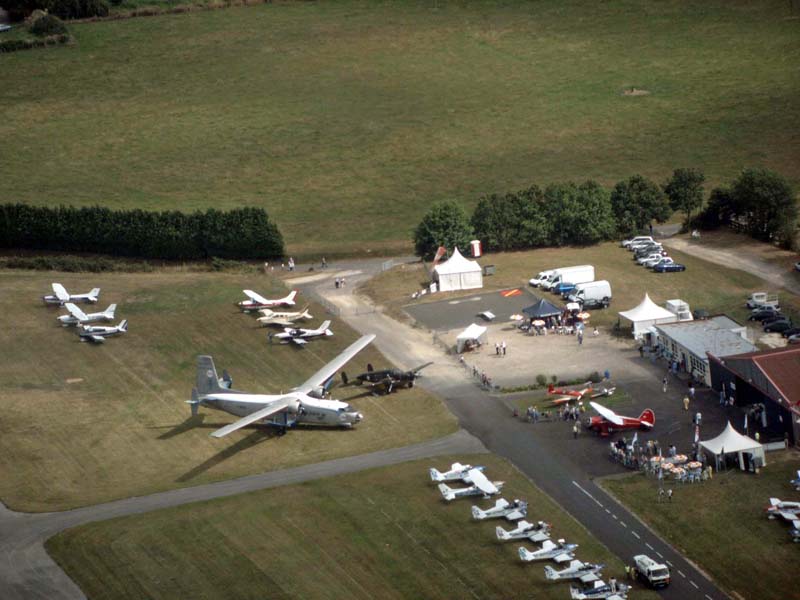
[0,33,70,52]
[29,14,68,36]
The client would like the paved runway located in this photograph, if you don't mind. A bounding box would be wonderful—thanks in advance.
[404,287,538,331]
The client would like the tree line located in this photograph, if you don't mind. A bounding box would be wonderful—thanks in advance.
[0,204,285,260]
[414,168,796,258]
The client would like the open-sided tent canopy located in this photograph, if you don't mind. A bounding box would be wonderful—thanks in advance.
[433,247,483,292]
[618,293,678,340]
[456,323,488,353]
[700,421,766,471]
[522,298,562,319]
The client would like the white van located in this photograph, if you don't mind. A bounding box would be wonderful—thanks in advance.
[541,265,594,291]
[529,269,556,287]
[567,280,612,308]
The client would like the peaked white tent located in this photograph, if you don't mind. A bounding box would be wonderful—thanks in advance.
[433,247,483,292]
[618,293,678,340]
[456,323,488,353]
[700,421,766,471]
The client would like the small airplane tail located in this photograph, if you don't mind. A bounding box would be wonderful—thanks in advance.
[118,320,128,332]
[518,546,534,562]
[88,288,101,302]
[104,304,117,318]
[196,355,225,395]
[429,468,444,482]
[544,565,558,580]
[186,388,201,416]
[639,408,655,427]
[471,505,485,520]
[438,483,455,501]
[318,320,332,334]
[284,290,298,305]
[496,526,512,541]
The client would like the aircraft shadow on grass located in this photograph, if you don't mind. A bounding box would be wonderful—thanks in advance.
[176,428,275,482]
[155,415,207,440]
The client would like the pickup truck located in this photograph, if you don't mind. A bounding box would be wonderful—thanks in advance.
[746,292,779,310]
[633,554,670,588]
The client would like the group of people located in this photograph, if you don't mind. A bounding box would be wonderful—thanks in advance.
[494,341,507,356]
[334,277,347,289]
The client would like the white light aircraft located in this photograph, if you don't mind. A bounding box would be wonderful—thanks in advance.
[274,321,333,346]
[496,520,551,543]
[569,579,630,600]
[257,306,313,328]
[43,283,100,306]
[765,498,800,521]
[518,539,578,563]
[78,320,128,343]
[58,303,117,326]
[430,462,485,482]
[238,289,297,312]
[189,334,375,437]
[471,498,527,521]
[544,560,604,583]
[438,469,504,501]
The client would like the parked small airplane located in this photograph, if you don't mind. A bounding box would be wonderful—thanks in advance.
[496,520,551,543]
[237,289,297,313]
[78,320,128,343]
[256,306,313,328]
[58,303,117,326]
[471,498,527,521]
[569,579,630,600]
[586,401,655,436]
[765,498,800,520]
[547,382,616,406]
[518,539,578,563]
[189,334,375,437]
[430,462,485,482]
[352,361,433,393]
[544,560,604,583]
[790,470,800,491]
[436,467,503,501]
[274,320,333,346]
[43,283,100,306]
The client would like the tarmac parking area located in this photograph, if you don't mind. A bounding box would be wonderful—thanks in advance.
[402,288,539,331]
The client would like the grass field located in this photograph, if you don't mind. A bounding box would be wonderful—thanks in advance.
[47,454,660,600]
[603,452,800,600]
[0,269,456,511]
[361,240,800,330]
[2,0,799,255]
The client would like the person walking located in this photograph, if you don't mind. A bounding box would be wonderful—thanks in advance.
[501,340,507,356]
[662,376,668,393]
[321,256,327,269]
[689,384,696,400]
[573,423,579,439]
[577,331,584,345]
[683,395,690,411]
[495,342,500,356]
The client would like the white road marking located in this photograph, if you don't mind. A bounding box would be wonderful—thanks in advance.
[612,514,618,520]
[645,542,654,550]
[631,531,640,539]
[655,551,664,559]
[571,481,604,508]
[690,581,699,589]
[666,560,673,566]
[678,570,686,578]
[605,508,611,514]
[706,595,713,600]
[620,521,627,528]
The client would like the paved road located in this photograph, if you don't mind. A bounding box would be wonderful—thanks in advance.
[297,261,730,600]
[0,430,486,600]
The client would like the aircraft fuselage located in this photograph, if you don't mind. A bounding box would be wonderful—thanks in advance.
[201,392,362,428]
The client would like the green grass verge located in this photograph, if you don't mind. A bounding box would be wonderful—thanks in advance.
[2,0,799,255]
[0,269,456,511]
[602,452,800,600]
[47,454,660,600]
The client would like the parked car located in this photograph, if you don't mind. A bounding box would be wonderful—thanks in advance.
[529,269,556,287]
[644,256,673,269]
[781,327,800,338]
[788,333,800,344]
[653,262,686,273]
[633,243,663,256]
[622,236,655,248]
[637,252,667,266]
[748,308,781,321]
[629,239,660,252]
[761,314,786,326]
[764,320,793,333]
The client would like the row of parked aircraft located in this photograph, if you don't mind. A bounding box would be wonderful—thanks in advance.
[237,289,334,346]
[765,474,800,543]
[430,462,629,599]
[43,283,128,343]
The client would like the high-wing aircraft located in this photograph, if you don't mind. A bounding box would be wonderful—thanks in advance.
[791,470,800,491]
[765,498,800,521]
[518,539,578,563]
[353,361,433,393]
[471,498,527,521]
[544,560,604,583]
[78,320,128,343]
[496,520,551,543]
[430,462,484,482]
[586,401,655,436]
[437,468,504,501]
[274,320,333,346]
[237,289,297,313]
[43,283,100,306]
[546,382,616,406]
[569,579,630,600]
[188,334,375,437]
[256,306,313,328]
[58,303,117,326]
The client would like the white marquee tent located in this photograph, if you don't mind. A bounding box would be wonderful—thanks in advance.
[618,293,678,340]
[456,323,488,353]
[433,247,483,292]
[700,421,766,471]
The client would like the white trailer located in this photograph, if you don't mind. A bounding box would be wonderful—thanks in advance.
[567,280,612,309]
[545,265,595,293]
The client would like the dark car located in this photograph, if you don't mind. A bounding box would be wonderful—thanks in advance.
[764,320,793,333]
[749,308,781,321]
[653,262,686,273]
[761,314,786,326]
[781,327,800,338]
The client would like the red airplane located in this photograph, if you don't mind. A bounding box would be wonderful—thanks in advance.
[586,401,655,436]
[546,383,616,406]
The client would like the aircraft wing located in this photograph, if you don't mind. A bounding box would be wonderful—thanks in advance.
[553,551,574,564]
[412,361,434,374]
[294,334,376,393]
[590,402,624,426]
[291,338,308,346]
[210,398,292,438]
[467,468,498,494]
[83,335,105,343]
[52,283,69,301]
[579,572,600,583]
[778,511,799,521]
[65,303,88,321]
[243,289,270,304]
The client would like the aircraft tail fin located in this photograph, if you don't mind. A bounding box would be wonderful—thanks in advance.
[104,304,117,318]
[496,526,511,540]
[196,355,224,395]
[639,408,655,427]
[429,467,444,482]
[471,505,485,520]
[284,290,298,305]
[518,546,535,562]
[186,388,201,416]
[89,288,101,301]
[319,320,332,334]
[118,320,128,332]
[544,565,558,580]
[438,483,455,501]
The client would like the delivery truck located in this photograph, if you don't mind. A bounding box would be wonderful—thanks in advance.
[567,280,612,308]
[545,265,595,294]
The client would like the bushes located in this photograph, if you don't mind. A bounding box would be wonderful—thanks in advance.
[0,255,154,272]
[29,13,67,36]
[0,33,70,52]
[48,0,109,19]
[0,205,285,260]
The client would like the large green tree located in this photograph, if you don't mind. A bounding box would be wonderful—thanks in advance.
[731,168,797,246]
[413,200,474,259]
[610,175,672,235]
[663,168,705,225]
[471,185,549,251]
[543,181,615,246]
